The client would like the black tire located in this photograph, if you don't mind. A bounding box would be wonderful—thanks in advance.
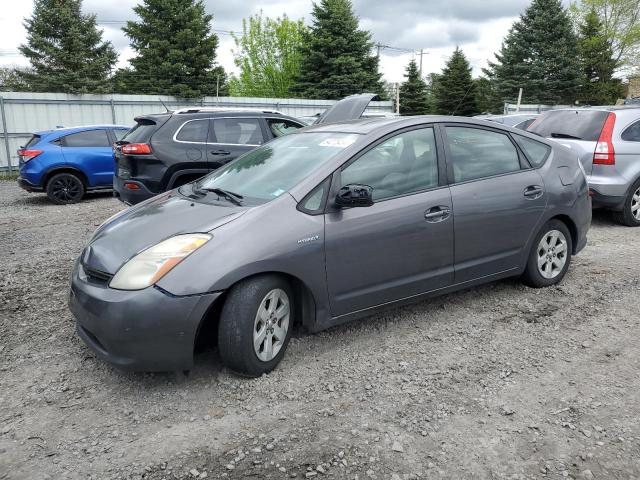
[218,275,294,377]
[46,173,85,205]
[522,219,573,288]
[612,179,640,227]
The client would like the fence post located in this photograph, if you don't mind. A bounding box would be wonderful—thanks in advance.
[109,98,116,124]
[0,96,12,175]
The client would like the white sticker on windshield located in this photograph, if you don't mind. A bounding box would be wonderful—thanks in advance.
[319,137,357,148]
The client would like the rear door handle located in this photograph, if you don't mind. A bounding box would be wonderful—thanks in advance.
[424,206,451,222]
[524,185,544,199]
[210,150,230,155]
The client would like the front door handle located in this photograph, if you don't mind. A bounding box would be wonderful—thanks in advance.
[524,185,544,199]
[210,149,230,155]
[424,206,451,222]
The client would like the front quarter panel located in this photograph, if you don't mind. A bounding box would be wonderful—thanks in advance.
[155,194,330,321]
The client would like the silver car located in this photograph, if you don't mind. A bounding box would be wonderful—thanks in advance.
[69,100,591,377]
[528,107,640,226]
[475,113,539,130]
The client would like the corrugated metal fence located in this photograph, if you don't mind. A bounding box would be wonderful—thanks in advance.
[0,92,393,172]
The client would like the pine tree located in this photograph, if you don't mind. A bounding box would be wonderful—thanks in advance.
[17,0,117,93]
[434,48,478,116]
[474,77,503,114]
[577,9,623,105]
[117,0,226,98]
[399,59,429,115]
[484,0,581,105]
[293,0,385,99]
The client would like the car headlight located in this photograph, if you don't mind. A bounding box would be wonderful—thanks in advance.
[109,233,211,290]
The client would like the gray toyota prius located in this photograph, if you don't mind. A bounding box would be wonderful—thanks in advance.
[69,97,591,376]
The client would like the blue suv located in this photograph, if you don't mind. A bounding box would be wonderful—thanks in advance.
[17,125,129,204]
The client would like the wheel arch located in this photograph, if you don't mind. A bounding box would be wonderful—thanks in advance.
[42,167,89,189]
[549,214,579,254]
[193,271,317,353]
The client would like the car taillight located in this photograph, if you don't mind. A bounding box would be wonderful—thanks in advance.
[121,143,152,155]
[593,112,616,165]
[17,149,44,162]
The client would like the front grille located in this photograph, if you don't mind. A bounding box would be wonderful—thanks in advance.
[82,264,113,284]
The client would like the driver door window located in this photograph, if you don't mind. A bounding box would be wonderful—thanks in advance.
[340,128,439,201]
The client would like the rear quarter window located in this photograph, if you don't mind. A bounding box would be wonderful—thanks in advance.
[513,135,552,167]
[24,135,41,148]
[528,110,609,141]
[621,120,640,142]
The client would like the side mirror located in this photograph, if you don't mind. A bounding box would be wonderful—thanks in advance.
[335,184,374,208]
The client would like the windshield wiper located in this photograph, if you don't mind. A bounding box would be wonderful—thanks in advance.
[550,132,583,140]
[197,187,243,206]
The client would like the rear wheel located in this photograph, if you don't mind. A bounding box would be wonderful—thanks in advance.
[218,275,294,377]
[522,220,572,288]
[46,173,85,204]
[613,180,640,227]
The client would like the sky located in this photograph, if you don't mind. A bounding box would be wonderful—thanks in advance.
[0,0,548,83]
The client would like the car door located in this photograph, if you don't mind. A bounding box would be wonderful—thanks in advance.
[173,118,210,170]
[324,126,454,317]
[207,117,265,168]
[60,129,114,186]
[442,124,547,283]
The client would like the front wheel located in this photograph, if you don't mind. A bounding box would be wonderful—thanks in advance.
[522,220,572,288]
[46,173,85,204]
[218,275,294,376]
[613,180,640,227]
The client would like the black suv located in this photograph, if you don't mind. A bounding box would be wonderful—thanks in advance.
[113,108,305,205]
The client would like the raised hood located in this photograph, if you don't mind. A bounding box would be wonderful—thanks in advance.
[82,192,246,274]
[315,93,378,125]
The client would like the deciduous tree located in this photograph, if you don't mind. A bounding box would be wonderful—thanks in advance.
[229,12,307,98]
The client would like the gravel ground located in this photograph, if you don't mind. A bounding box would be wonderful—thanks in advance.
[1,180,639,480]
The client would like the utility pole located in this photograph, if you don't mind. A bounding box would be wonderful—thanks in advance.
[395,83,400,115]
[376,42,381,58]
[515,87,523,113]
[417,49,429,78]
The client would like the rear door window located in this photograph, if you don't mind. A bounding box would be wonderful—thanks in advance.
[62,130,111,147]
[528,110,609,141]
[445,126,522,183]
[621,121,640,141]
[211,118,264,145]
[175,119,209,143]
[513,135,551,167]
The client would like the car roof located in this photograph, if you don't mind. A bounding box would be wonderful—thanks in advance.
[35,124,129,136]
[545,106,640,113]
[301,115,538,135]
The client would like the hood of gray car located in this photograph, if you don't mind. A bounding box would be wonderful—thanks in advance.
[82,191,246,274]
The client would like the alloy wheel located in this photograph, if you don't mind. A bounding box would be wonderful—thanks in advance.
[537,229,568,279]
[51,176,82,202]
[253,288,290,362]
[631,187,640,221]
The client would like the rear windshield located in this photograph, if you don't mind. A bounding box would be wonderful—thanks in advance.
[24,135,40,148]
[121,120,158,143]
[528,110,609,141]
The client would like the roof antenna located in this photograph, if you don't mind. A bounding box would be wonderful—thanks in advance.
[159,98,171,112]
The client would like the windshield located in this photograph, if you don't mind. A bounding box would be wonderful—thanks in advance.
[528,110,609,141]
[195,132,359,201]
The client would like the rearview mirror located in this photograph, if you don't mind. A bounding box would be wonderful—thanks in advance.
[335,184,374,208]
